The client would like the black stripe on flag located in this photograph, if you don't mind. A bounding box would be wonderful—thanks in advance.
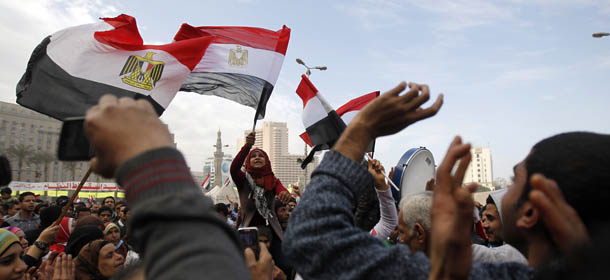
[180,72,273,119]
[16,36,164,120]
[305,110,347,147]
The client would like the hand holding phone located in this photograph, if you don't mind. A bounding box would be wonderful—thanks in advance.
[238,227,260,260]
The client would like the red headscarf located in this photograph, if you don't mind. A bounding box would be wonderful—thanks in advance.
[50,217,73,253]
[245,148,279,191]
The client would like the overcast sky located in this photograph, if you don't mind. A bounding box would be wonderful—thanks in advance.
[1,0,609,180]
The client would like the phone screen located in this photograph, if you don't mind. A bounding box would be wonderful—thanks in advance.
[238,227,260,259]
[58,117,94,161]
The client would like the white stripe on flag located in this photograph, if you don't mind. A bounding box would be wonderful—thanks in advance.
[46,22,191,109]
[193,43,285,86]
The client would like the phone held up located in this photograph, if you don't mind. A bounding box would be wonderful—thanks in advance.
[57,117,95,161]
[238,227,260,259]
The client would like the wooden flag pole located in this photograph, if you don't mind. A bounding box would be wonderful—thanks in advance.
[54,167,93,225]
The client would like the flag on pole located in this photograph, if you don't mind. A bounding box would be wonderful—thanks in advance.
[296,75,345,148]
[16,14,212,120]
[224,176,231,186]
[175,24,291,120]
[299,91,380,147]
[201,173,211,190]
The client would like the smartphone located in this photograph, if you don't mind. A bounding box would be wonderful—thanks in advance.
[57,117,95,161]
[238,227,260,259]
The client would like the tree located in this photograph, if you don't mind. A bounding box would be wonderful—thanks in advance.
[29,152,56,182]
[6,144,33,181]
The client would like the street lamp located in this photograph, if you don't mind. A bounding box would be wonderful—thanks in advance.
[296,58,327,76]
[592,32,609,38]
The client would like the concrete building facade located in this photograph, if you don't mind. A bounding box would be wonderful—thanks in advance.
[463,146,494,189]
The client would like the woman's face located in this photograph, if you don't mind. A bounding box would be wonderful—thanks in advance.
[14,231,28,250]
[0,243,26,280]
[104,228,121,245]
[97,243,124,278]
[249,151,266,168]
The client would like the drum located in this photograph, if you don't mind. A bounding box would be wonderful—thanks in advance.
[390,147,436,202]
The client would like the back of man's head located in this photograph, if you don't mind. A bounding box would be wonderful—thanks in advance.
[0,187,12,196]
[399,191,433,233]
[214,203,228,217]
[522,132,610,232]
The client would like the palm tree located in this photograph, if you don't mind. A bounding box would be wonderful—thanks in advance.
[29,152,56,182]
[6,144,33,181]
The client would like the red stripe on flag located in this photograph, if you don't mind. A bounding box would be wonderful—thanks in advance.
[296,75,319,108]
[336,91,380,115]
[201,173,210,188]
[174,24,291,55]
[94,14,212,70]
[300,132,313,147]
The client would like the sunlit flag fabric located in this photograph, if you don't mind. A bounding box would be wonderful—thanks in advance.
[175,24,291,120]
[16,14,212,120]
[299,90,380,147]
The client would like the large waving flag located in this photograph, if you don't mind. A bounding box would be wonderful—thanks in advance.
[296,75,346,148]
[300,91,380,147]
[175,24,291,120]
[16,14,212,120]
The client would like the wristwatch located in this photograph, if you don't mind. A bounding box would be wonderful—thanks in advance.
[33,241,49,251]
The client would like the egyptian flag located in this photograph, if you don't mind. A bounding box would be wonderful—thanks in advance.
[201,173,211,191]
[16,14,212,120]
[175,24,291,120]
[296,75,346,150]
[299,91,380,147]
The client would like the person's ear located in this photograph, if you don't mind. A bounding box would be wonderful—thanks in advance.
[516,201,539,230]
[414,223,427,244]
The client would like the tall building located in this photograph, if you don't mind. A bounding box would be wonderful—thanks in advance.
[0,101,175,183]
[463,147,494,189]
[236,122,317,187]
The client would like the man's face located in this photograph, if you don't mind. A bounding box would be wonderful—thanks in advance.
[287,201,296,211]
[397,211,423,254]
[258,235,271,249]
[8,204,20,216]
[99,210,112,223]
[276,206,290,223]
[92,203,101,212]
[501,159,528,250]
[104,199,115,209]
[114,204,122,215]
[482,204,503,244]
[20,195,36,212]
[1,193,10,199]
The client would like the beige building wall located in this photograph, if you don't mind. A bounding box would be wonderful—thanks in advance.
[463,147,494,189]
[0,101,175,183]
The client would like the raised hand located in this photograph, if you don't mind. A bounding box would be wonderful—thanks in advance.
[85,95,173,177]
[52,253,74,280]
[334,82,443,163]
[368,158,388,191]
[292,185,302,197]
[429,136,477,280]
[277,191,291,204]
[246,132,256,147]
[528,174,590,252]
[245,242,273,280]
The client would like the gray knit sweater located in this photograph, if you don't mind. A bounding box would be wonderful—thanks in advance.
[115,147,250,280]
[283,150,533,280]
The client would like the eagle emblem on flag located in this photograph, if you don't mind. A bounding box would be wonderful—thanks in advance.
[119,52,165,91]
[228,45,248,68]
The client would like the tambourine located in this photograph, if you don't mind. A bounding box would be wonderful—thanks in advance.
[390,147,436,202]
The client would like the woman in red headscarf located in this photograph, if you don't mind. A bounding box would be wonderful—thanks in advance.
[231,132,291,239]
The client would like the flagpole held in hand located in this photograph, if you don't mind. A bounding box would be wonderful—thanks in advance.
[365,154,399,192]
[54,167,92,225]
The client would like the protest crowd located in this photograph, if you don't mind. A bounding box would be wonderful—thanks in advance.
[0,12,608,280]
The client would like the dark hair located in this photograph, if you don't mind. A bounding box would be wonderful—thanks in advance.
[7,201,18,209]
[34,202,48,215]
[214,203,228,217]
[121,206,129,215]
[274,199,287,212]
[115,201,126,207]
[256,226,273,242]
[18,191,35,202]
[76,206,90,214]
[0,156,11,186]
[98,206,113,215]
[0,187,12,195]
[103,196,115,203]
[519,132,610,232]
[289,197,297,204]
[40,206,62,228]
[56,196,68,206]
[486,195,495,206]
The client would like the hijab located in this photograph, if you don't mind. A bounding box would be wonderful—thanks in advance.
[245,148,279,191]
[0,229,19,256]
[65,225,104,258]
[74,239,110,280]
[50,217,73,253]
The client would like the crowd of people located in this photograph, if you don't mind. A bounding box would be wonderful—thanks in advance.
[0,81,608,279]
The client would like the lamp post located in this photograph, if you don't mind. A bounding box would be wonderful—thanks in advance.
[592,32,609,38]
[296,58,327,76]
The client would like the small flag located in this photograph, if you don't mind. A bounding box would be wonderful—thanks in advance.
[201,173,211,190]
[16,14,212,120]
[175,24,291,120]
[224,176,231,186]
[296,75,345,148]
[299,91,379,147]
